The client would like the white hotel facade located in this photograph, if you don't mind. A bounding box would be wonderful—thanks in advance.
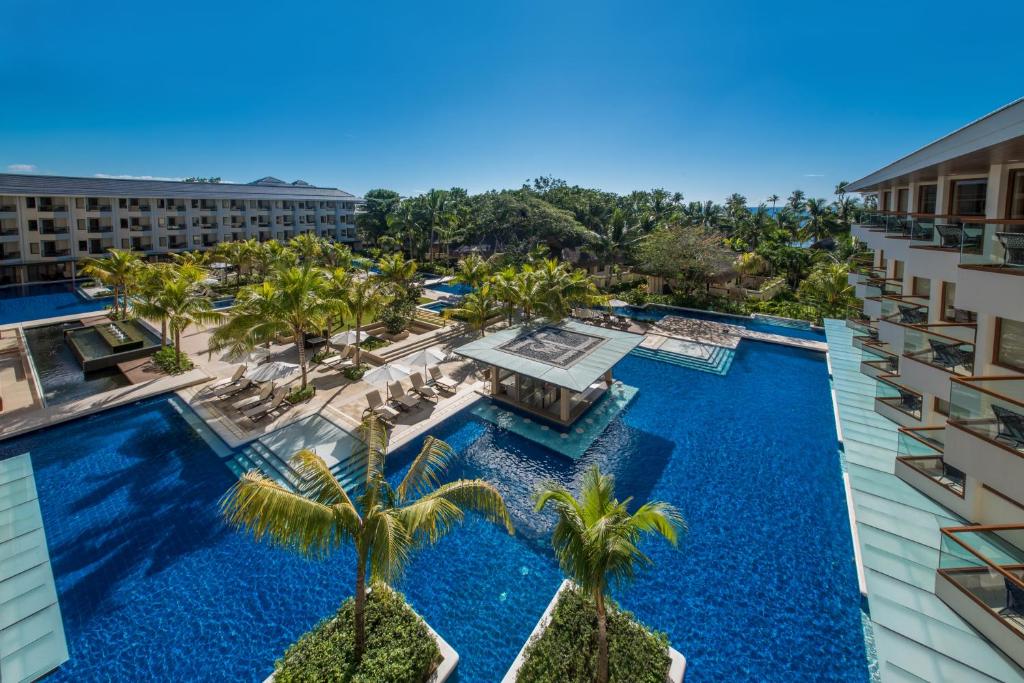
[847,98,1024,667]
[0,174,359,285]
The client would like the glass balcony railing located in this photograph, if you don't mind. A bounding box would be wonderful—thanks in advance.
[880,295,928,325]
[949,377,1024,453]
[897,426,964,496]
[902,324,976,375]
[939,525,1024,643]
[875,375,923,419]
[957,222,1024,269]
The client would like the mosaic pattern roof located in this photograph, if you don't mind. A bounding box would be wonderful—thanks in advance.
[497,326,604,368]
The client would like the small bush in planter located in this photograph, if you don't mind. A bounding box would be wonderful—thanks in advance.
[152,346,194,374]
[359,336,388,351]
[286,385,315,404]
[343,363,369,380]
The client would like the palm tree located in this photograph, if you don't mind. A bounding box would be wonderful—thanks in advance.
[767,194,780,211]
[802,198,839,243]
[533,259,602,321]
[534,466,685,683]
[132,263,174,346]
[290,233,324,263]
[345,277,388,366]
[445,285,500,336]
[221,416,513,664]
[489,266,520,325]
[209,280,280,359]
[787,189,806,212]
[321,267,353,335]
[734,252,768,284]
[80,248,141,319]
[161,275,222,371]
[513,266,545,322]
[453,253,490,290]
[797,261,854,322]
[375,252,418,294]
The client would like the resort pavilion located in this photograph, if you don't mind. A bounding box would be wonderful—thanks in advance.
[453,319,642,427]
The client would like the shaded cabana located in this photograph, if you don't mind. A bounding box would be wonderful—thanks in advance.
[453,319,642,426]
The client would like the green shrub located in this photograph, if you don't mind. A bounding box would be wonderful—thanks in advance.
[517,586,670,683]
[275,584,441,683]
[286,385,315,404]
[343,363,369,380]
[152,346,193,374]
[359,336,388,351]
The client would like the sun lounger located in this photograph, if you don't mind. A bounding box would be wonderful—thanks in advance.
[204,365,245,393]
[410,372,438,401]
[389,381,422,410]
[211,377,252,399]
[231,382,275,411]
[363,390,400,423]
[320,345,354,367]
[244,387,288,422]
[428,365,457,392]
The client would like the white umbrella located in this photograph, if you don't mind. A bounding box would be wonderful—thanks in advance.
[223,346,270,365]
[208,262,231,269]
[200,277,219,286]
[607,298,628,308]
[246,361,299,383]
[404,347,447,373]
[362,363,412,400]
[329,329,360,346]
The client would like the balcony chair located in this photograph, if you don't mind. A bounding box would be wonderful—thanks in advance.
[897,390,922,413]
[898,305,927,325]
[927,339,973,373]
[1001,576,1024,620]
[935,223,982,250]
[992,405,1024,449]
[996,232,1024,267]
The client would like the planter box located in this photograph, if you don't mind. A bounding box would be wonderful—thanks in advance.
[501,580,685,683]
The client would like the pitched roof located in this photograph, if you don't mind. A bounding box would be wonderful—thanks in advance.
[0,173,358,201]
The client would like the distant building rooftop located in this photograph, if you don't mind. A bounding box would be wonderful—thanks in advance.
[0,173,359,201]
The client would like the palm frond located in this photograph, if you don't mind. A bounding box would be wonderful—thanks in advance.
[220,471,344,557]
[366,509,412,583]
[289,449,359,513]
[359,416,390,482]
[422,479,514,534]
[628,501,686,545]
[395,436,455,501]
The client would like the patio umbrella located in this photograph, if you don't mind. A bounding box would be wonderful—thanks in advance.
[222,346,270,365]
[208,262,231,270]
[607,298,628,308]
[362,363,412,400]
[246,361,299,383]
[404,346,447,373]
[329,329,360,346]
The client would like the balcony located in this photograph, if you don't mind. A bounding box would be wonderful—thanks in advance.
[880,295,928,325]
[0,250,22,261]
[874,375,923,424]
[902,324,976,376]
[860,351,898,380]
[85,203,112,212]
[936,525,1024,669]
[40,226,69,235]
[125,204,152,213]
[36,204,67,213]
[0,204,17,213]
[895,426,965,501]
[947,376,1024,502]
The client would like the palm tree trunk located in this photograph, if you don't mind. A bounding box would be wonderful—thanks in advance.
[595,590,609,683]
[354,312,362,366]
[353,545,368,663]
[296,327,308,388]
[160,318,167,347]
[174,329,182,371]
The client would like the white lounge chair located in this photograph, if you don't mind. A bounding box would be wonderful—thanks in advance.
[231,382,275,411]
[428,365,457,392]
[363,390,399,423]
[211,377,252,399]
[320,345,353,367]
[244,387,288,422]
[389,381,422,411]
[205,365,245,393]
[410,372,438,401]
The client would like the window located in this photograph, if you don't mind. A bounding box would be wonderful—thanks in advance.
[934,397,950,416]
[159,237,167,247]
[119,198,127,208]
[1008,170,1024,219]
[882,190,892,210]
[75,198,84,209]
[28,220,37,231]
[30,243,39,254]
[917,185,937,214]
[949,178,987,216]
[893,260,904,280]
[912,277,930,298]
[941,282,957,322]
[121,239,129,249]
[26,197,35,209]
[994,317,1024,372]
[897,189,909,212]
[78,241,87,251]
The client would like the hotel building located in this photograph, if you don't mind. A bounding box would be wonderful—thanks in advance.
[0,174,360,284]
[846,98,1024,669]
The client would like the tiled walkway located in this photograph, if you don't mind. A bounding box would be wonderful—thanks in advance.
[825,319,1024,683]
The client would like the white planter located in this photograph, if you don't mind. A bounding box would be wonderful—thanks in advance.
[501,579,685,683]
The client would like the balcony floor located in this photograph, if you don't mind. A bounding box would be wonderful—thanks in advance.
[825,319,1024,683]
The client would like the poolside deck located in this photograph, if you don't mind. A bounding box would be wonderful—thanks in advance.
[825,319,1024,683]
[651,315,828,352]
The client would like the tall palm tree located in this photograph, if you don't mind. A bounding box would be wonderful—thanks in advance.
[321,267,353,335]
[488,266,520,325]
[513,265,545,322]
[767,194,780,211]
[209,280,280,359]
[345,277,388,366]
[802,198,839,243]
[533,259,602,321]
[290,233,324,263]
[534,466,684,683]
[787,189,806,212]
[445,285,500,336]
[80,248,141,319]
[797,261,854,322]
[132,263,174,346]
[453,253,490,290]
[160,275,222,371]
[221,416,513,664]
[375,252,418,294]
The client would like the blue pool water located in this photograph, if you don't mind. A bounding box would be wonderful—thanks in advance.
[0,283,107,325]
[0,341,867,682]
[421,300,455,313]
[615,304,826,341]
[427,281,474,296]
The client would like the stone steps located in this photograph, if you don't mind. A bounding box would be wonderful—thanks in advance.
[630,343,735,375]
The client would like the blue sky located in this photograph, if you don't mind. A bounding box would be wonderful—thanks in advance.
[1,0,1020,202]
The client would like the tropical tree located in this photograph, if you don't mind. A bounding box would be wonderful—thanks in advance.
[488,265,521,325]
[767,194,780,210]
[321,267,353,335]
[376,252,418,293]
[160,275,222,371]
[220,416,513,664]
[798,261,854,322]
[209,280,280,359]
[80,248,141,319]
[356,189,402,246]
[532,259,602,321]
[787,189,806,212]
[132,263,174,345]
[215,239,257,285]
[734,251,769,283]
[290,233,324,263]
[534,466,685,683]
[802,198,839,244]
[512,266,545,322]
[345,277,388,366]
[453,253,490,290]
[445,285,500,336]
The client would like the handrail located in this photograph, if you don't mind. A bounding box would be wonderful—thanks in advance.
[949,375,1024,408]
[940,525,1024,591]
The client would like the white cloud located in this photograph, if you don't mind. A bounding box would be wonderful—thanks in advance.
[94,173,184,181]
[803,173,825,177]
[7,163,37,172]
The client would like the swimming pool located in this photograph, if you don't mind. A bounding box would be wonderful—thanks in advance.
[614,304,826,341]
[23,322,132,404]
[0,282,108,325]
[426,281,474,296]
[1,341,867,681]
[420,300,455,314]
